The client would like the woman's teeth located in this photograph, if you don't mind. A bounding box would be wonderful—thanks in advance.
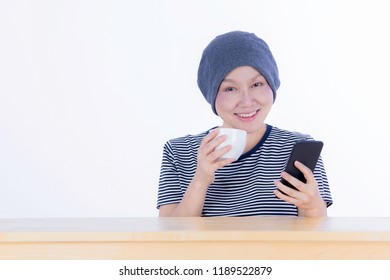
[237,111,257,118]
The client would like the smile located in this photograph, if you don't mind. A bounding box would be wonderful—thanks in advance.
[235,110,259,121]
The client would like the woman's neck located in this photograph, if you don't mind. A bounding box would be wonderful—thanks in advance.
[244,123,267,154]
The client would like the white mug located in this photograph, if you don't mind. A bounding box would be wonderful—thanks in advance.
[216,128,247,160]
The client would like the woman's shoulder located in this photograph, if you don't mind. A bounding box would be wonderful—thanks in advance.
[161,129,212,160]
[269,126,315,143]
[164,129,212,149]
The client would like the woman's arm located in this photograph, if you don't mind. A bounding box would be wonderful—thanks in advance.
[159,129,234,217]
[159,173,210,217]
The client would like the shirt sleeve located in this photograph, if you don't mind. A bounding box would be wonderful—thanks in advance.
[313,155,333,207]
[157,141,184,209]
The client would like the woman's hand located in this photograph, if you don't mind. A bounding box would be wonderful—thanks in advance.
[195,129,235,186]
[274,161,327,217]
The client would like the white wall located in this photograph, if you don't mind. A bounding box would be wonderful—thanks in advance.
[1,0,389,218]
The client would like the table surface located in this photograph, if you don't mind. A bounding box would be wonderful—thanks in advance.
[1,216,390,242]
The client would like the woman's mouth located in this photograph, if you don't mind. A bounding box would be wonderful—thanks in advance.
[235,110,259,121]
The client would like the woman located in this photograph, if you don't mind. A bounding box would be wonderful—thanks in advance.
[157,31,332,217]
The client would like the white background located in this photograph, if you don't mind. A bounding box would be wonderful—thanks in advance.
[1,0,389,218]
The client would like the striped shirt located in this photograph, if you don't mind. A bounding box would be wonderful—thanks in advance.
[157,124,332,216]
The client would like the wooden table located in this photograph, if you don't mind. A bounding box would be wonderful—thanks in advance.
[1,217,390,259]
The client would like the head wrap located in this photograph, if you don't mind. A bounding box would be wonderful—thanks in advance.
[197,31,280,115]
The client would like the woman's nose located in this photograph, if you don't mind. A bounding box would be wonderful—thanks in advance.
[239,90,255,106]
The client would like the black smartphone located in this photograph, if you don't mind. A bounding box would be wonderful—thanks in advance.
[280,140,324,191]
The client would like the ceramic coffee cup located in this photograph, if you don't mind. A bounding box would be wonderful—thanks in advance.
[216,128,247,160]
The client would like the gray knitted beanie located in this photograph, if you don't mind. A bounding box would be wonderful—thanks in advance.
[197,31,280,115]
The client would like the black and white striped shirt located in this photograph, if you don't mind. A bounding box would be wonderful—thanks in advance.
[157,125,332,216]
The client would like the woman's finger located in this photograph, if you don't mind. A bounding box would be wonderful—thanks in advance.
[203,135,227,156]
[294,161,315,184]
[209,144,232,162]
[274,179,301,199]
[280,171,305,192]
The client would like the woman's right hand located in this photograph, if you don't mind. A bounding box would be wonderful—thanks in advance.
[195,129,235,186]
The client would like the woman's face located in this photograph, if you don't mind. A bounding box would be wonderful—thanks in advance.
[215,66,274,135]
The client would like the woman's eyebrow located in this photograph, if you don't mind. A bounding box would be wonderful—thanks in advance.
[250,74,264,82]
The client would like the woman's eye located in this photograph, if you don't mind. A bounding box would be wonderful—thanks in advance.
[224,87,236,92]
[252,82,263,87]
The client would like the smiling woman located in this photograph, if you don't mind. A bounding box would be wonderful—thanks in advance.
[157,31,332,217]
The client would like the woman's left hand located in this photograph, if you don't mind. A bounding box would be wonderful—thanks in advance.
[274,161,327,217]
